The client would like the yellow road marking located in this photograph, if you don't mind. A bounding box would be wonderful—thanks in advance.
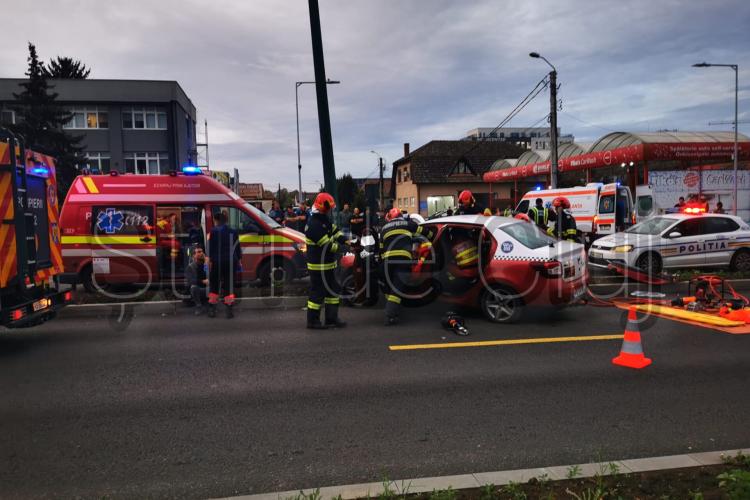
[389,334,624,351]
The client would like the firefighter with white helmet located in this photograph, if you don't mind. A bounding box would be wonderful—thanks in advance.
[548,196,578,242]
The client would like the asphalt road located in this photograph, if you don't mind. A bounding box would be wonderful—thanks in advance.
[1,299,749,499]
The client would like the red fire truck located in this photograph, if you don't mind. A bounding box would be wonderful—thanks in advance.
[0,131,72,328]
[59,168,308,292]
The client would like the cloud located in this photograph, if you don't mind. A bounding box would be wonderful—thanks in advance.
[1,0,748,189]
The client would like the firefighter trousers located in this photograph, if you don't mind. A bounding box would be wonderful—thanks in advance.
[382,261,412,319]
[209,262,235,305]
[307,268,341,325]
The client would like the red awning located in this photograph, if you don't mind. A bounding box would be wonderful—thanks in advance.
[484,141,749,182]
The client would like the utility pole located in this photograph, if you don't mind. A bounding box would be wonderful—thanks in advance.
[549,70,559,189]
[378,156,384,210]
[307,0,338,202]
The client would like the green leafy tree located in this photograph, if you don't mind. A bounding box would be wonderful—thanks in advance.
[336,173,359,206]
[11,43,84,200]
[43,56,91,79]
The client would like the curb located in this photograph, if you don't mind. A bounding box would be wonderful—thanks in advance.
[59,296,307,319]
[211,448,748,500]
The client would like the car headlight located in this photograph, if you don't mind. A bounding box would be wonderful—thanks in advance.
[612,245,634,253]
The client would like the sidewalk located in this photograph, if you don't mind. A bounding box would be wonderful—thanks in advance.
[213,448,748,500]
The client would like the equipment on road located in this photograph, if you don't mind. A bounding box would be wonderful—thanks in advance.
[1,130,72,328]
[441,312,469,336]
[612,308,652,369]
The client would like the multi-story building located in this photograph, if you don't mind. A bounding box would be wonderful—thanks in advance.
[463,127,574,151]
[0,78,197,174]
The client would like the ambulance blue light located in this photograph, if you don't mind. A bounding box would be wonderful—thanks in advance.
[182,165,202,175]
[30,166,49,176]
[534,185,542,191]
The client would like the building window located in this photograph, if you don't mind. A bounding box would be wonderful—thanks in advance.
[0,109,15,125]
[85,152,111,174]
[122,107,168,130]
[124,152,169,174]
[410,197,415,207]
[63,106,108,129]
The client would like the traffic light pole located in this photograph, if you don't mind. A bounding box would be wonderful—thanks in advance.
[307,0,338,203]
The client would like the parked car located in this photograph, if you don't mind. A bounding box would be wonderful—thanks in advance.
[410,215,588,323]
[588,212,750,275]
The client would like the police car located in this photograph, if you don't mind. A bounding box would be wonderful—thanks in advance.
[588,212,750,274]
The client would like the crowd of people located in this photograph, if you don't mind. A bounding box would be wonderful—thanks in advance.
[673,195,726,213]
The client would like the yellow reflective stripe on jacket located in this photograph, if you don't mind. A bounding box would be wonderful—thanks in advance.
[240,234,295,244]
[317,234,331,246]
[307,262,337,271]
[455,246,477,260]
[330,242,339,253]
[62,235,149,245]
[385,294,402,304]
[307,301,322,310]
[419,241,432,249]
[457,255,479,266]
[324,297,340,305]
[331,230,343,239]
[383,229,412,240]
[382,249,413,259]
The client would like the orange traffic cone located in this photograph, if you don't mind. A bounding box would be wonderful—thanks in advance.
[612,308,652,369]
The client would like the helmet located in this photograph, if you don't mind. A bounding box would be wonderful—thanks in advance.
[514,213,532,223]
[552,197,570,209]
[409,213,426,224]
[386,207,402,221]
[313,192,336,213]
[458,190,474,206]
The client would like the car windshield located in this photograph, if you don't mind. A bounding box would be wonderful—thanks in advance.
[625,216,677,235]
[500,222,556,249]
[244,202,282,229]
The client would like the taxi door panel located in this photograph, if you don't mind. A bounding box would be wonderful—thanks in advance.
[661,219,706,269]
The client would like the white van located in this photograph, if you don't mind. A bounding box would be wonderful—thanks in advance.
[515,183,659,242]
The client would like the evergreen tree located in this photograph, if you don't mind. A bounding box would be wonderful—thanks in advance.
[336,173,358,206]
[43,56,91,79]
[11,43,83,200]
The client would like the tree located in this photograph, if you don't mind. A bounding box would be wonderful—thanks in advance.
[336,173,359,207]
[43,56,91,79]
[11,43,83,200]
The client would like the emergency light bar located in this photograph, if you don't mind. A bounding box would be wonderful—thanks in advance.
[683,207,706,214]
[29,166,49,177]
[182,165,202,175]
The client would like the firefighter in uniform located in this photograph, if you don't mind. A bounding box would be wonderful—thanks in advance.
[455,190,482,215]
[207,211,241,318]
[380,208,435,326]
[502,205,513,217]
[305,192,348,329]
[548,197,578,242]
[528,197,555,231]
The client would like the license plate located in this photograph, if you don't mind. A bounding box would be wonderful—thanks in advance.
[32,298,50,312]
[590,251,603,259]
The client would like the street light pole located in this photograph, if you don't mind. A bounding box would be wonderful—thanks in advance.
[693,62,740,215]
[295,79,340,202]
[530,52,559,189]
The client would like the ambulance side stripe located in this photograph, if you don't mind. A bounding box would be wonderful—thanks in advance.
[82,176,99,193]
[67,194,232,202]
[241,246,295,254]
[62,235,150,245]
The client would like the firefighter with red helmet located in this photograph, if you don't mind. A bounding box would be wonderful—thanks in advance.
[304,192,348,329]
[380,207,435,326]
[548,197,578,242]
[455,190,482,215]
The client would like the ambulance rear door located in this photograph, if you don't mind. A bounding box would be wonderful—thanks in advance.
[90,204,157,285]
[635,184,657,222]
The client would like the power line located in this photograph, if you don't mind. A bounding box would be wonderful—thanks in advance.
[559,111,615,133]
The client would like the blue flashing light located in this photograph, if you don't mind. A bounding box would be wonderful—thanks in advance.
[534,185,542,191]
[182,165,202,175]
[30,166,49,176]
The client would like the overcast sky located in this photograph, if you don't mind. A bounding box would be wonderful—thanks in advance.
[2,0,749,190]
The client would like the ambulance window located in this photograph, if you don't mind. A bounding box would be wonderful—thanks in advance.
[515,200,529,214]
[637,195,653,216]
[598,195,615,214]
[92,206,153,236]
[703,217,739,234]
[211,206,264,234]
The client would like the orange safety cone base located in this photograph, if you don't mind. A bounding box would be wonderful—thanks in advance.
[612,353,652,369]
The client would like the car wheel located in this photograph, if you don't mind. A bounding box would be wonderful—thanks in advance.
[258,259,294,287]
[730,249,750,272]
[635,252,662,276]
[480,285,524,324]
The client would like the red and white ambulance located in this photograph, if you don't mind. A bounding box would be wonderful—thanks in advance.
[59,168,308,292]
[515,183,658,243]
